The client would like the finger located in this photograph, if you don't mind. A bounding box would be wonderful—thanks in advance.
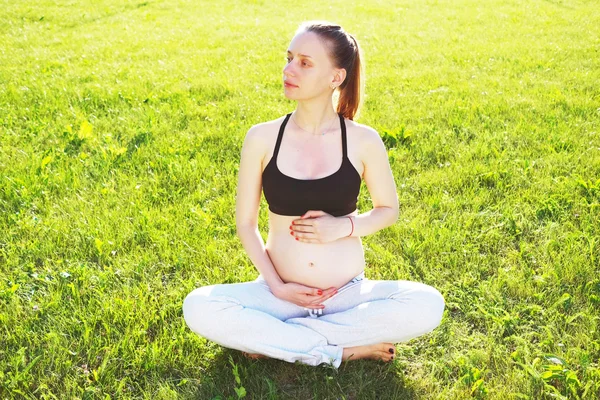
[291,226,314,234]
[306,297,328,306]
[303,287,324,296]
[296,238,321,244]
[319,286,338,296]
[302,293,326,302]
[306,287,338,304]
[290,220,309,228]
[300,210,315,218]
[301,210,324,219]
[296,295,324,308]
[294,233,318,241]
[307,293,337,305]
[301,285,336,297]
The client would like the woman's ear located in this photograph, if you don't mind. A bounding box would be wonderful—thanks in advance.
[332,68,347,87]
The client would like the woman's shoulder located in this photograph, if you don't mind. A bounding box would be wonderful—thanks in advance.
[246,114,288,138]
[242,114,289,156]
[344,119,382,146]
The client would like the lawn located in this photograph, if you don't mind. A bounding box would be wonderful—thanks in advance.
[1,0,599,398]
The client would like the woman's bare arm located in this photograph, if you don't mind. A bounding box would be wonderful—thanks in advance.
[235,124,284,290]
[348,126,399,236]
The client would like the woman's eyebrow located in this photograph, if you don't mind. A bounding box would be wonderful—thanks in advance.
[286,50,313,58]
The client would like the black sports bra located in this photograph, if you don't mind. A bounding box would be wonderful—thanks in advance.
[261,113,361,217]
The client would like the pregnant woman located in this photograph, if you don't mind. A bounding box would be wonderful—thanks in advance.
[183,21,445,368]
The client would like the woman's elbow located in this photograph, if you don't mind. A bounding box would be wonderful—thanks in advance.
[235,222,257,237]
[386,206,399,226]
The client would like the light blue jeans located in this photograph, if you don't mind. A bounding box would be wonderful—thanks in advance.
[182,271,445,369]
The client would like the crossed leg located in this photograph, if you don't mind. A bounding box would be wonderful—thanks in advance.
[183,274,444,368]
[243,342,396,362]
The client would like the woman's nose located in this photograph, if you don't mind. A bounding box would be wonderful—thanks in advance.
[283,62,295,77]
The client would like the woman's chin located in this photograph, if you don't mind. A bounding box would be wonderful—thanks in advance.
[283,92,300,100]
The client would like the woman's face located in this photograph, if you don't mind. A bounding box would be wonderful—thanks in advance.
[283,31,338,101]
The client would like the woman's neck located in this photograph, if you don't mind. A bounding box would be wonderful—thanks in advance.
[293,98,338,136]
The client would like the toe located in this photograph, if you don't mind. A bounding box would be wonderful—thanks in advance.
[375,350,392,362]
[380,343,395,354]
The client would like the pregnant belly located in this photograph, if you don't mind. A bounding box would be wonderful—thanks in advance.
[265,230,366,290]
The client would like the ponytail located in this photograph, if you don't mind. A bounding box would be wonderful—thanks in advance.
[299,22,364,120]
[337,34,362,121]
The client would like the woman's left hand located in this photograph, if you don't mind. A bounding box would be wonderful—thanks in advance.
[290,210,352,244]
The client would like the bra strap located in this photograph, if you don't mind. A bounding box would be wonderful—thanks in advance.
[340,114,348,158]
[273,113,292,159]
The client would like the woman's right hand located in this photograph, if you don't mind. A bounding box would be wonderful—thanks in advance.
[272,282,338,309]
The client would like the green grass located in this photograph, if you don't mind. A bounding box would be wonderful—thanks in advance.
[1,0,599,398]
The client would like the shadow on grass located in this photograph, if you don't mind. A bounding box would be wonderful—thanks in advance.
[192,347,418,399]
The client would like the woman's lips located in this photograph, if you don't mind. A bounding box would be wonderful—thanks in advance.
[284,82,298,88]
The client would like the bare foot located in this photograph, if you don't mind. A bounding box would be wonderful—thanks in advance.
[342,343,395,363]
[242,351,268,360]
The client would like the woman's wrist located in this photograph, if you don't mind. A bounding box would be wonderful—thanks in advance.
[347,216,354,237]
[266,277,285,294]
[340,216,354,238]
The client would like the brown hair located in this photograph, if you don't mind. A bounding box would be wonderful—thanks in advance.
[298,21,363,120]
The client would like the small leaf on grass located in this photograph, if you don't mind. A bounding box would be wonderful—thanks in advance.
[79,120,93,140]
[41,155,53,169]
[552,293,572,310]
[234,387,246,398]
[541,371,555,380]
[8,284,19,294]
[21,355,43,376]
[515,362,540,379]
[471,378,487,395]
[109,146,127,156]
[95,238,104,254]
[566,370,581,386]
